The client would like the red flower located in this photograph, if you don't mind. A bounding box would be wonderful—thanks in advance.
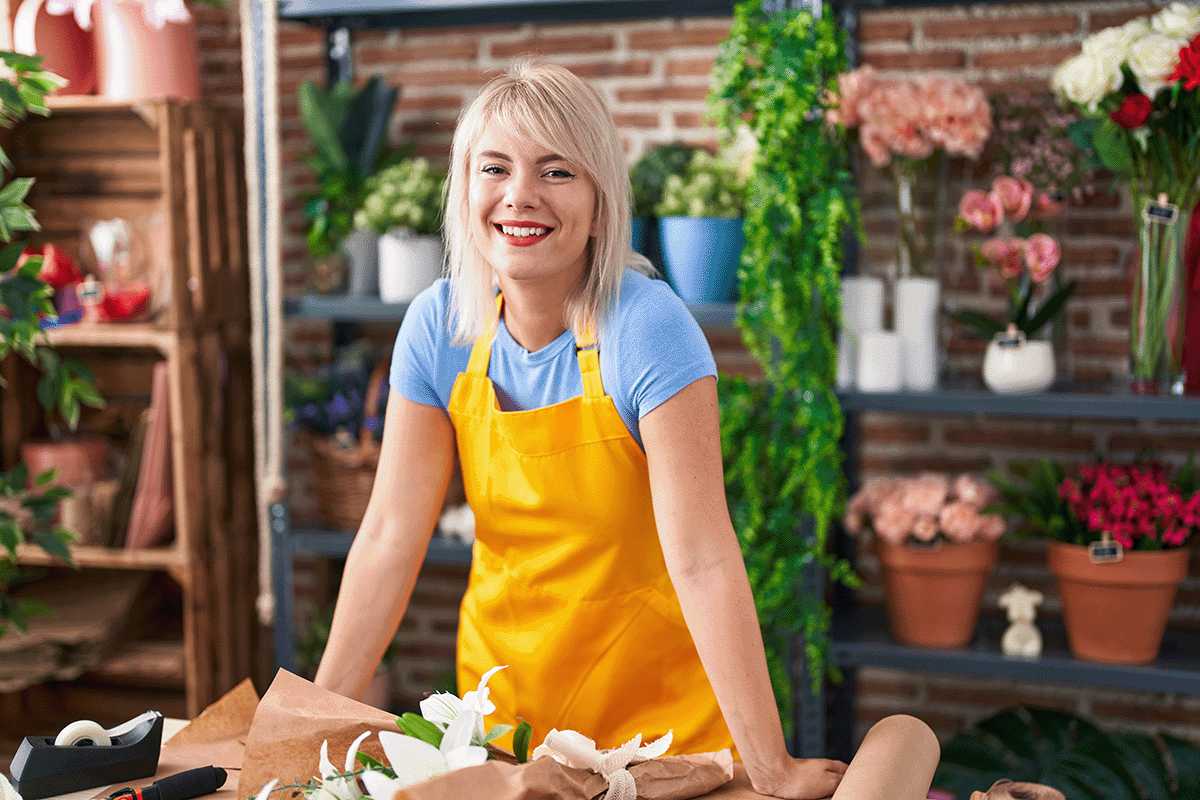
[1111,94,1152,129]
[1167,33,1200,91]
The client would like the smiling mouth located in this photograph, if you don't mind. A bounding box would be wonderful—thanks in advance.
[494,224,553,246]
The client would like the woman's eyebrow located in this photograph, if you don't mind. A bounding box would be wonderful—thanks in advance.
[478,150,567,164]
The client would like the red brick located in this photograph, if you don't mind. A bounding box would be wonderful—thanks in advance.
[278,24,323,48]
[1074,277,1127,297]
[1090,7,1156,32]
[396,94,465,111]
[416,141,453,159]
[616,85,711,103]
[1071,190,1123,210]
[1110,307,1131,327]
[1092,697,1200,725]
[1072,365,1114,384]
[924,14,1078,40]
[666,57,716,78]
[613,112,661,129]
[400,117,457,135]
[860,418,933,444]
[1109,433,1200,452]
[943,424,1095,452]
[861,454,991,474]
[924,681,1078,712]
[491,34,615,58]
[394,67,500,87]
[1066,215,1136,237]
[861,50,967,70]
[1069,308,1091,329]
[359,40,479,65]
[673,112,710,129]
[857,668,923,700]
[1062,243,1122,266]
[560,59,653,79]
[1069,337,1126,357]
[973,44,1081,70]
[628,27,731,49]
[858,17,913,43]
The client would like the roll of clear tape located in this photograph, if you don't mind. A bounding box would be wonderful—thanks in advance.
[54,720,111,747]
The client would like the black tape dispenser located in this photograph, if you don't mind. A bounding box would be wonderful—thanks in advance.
[10,711,163,799]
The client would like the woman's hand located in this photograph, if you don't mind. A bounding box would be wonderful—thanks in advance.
[751,756,849,800]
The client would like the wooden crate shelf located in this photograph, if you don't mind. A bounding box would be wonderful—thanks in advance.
[84,639,186,690]
[15,543,183,572]
[43,323,178,354]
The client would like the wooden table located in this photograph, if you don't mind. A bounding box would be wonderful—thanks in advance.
[43,719,190,800]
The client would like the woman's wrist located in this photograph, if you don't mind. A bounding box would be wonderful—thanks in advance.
[742,742,793,792]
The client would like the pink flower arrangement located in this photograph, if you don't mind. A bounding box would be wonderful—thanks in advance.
[1058,463,1200,550]
[845,473,1004,546]
[827,66,992,168]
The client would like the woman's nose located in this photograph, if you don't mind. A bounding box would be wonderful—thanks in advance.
[503,169,539,209]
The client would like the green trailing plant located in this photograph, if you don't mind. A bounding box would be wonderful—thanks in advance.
[629,142,701,218]
[709,3,861,735]
[934,705,1200,800]
[655,150,746,219]
[299,76,401,257]
[0,51,108,636]
[353,158,446,237]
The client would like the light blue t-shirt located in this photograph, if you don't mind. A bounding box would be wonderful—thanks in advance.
[389,269,717,448]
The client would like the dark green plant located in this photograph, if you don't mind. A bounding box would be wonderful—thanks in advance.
[354,158,446,236]
[709,3,861,735]
[656,150,745,219]
[299,76,400,258]
[934,705,1200,800]
[295,603,399,678]
[989,459,1076,541]
[629,142,701,218]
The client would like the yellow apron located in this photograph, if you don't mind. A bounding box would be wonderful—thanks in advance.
[448,293,734,756]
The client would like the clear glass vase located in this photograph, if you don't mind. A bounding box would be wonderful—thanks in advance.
[1130,196,1191,394]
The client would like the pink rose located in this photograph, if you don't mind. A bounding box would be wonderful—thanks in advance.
[959,190,1004,233]
[939,501,983,543]
[978,514,1006,541]
[1024,233,1061,284]
[990,176,1034,223]
[981,237,1026,279]
[912,515,939,542]
[874,496,917,544]
[901,473,950,516]
[953,473,996,507]
[826,66,878,129]
[1033,192,1065,219]
[919,77,992,160]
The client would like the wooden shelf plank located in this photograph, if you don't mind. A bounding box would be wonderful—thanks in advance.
[85,640,186,689]
[42,323,176,354]
[15,543,184,571]
[45,96,153,113]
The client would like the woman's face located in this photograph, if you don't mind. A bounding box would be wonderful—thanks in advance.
[469,126,598,286]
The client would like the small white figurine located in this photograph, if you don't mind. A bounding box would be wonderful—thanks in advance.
[438,503,475,545]
[999,583,1044,659]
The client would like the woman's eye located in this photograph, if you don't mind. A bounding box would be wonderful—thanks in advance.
[546,169,575,178]
[481,165,505,175]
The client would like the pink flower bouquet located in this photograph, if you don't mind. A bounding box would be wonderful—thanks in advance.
[951,175,1076,341]
[845,473,1006,546]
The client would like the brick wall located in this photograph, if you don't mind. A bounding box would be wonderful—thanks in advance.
[201,0,1200,747]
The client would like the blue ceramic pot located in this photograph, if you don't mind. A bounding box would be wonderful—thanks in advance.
[631,216,649,253]
[658,216,744,303]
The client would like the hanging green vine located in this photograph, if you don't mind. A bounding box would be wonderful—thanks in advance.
[709,3,860,735]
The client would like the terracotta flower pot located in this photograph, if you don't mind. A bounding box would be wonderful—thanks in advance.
[875,538,999,648]
[20,435,112,487]
[1048,541,1190,664]
[13,0,97,95]
[93,0,200,101]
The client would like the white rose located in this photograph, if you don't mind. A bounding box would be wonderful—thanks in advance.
[1152,1,1200,39]
[1052,52,1123,110]
[1082,18,1149,67]
[1128,32,1188,96]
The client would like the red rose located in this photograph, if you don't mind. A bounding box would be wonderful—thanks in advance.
[1110,93,1152,129]
[1167,33,1200,91]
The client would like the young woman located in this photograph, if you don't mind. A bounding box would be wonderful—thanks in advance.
[315,60,939,800]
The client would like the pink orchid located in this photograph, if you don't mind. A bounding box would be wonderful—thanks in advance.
[1024,233,1061,284]
[958,190,1005,233]
[990,176,1034,223]
[1033,192,1065,219]
[981,237,1026,279]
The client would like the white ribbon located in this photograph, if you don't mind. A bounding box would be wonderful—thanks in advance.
[532,729,673,800]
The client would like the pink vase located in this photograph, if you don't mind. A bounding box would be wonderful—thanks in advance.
[92,0,200,101]
[13,0,97,95]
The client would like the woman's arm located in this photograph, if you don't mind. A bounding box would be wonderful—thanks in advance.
[314,392,458,700]
[640,376,847,800]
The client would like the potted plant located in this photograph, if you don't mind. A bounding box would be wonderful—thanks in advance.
[296,604,397,709]
[845,473,1006,648]
[354,158,446,305]
[953,176,1076,394]
[299,76,399,297]
[629,142,699,255]
[992,459,1198,664]
[655,149,746,303]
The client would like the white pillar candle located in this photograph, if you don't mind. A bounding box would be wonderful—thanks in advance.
[857,331,904,393]
[894,276,940,391]
[839,276,885,389]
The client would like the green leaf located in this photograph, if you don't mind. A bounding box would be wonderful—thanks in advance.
[31,528,74,563]
[948,309,1006,339]
[0,240,26,271]
[33,468,56,487]
[1022,281,1076,339]
[396,713,444,747]
[1092,119,1134,175]
[482,723,513,744]
[298,82,349,175]
[513,720,532,764]
[355,751,387,771]
[0,177,34,205]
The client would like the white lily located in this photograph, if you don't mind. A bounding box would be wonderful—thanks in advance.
[419,664,510,745]
[360,710,488,799]
[312,731,371,800]
[251,779,278,800]
[1,773,23,800]
[532,729,673,800]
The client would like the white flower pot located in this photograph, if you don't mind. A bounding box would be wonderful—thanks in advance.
[838,276,885,389]
[379,230,444,304]
[983,329,1055,394]
[856,331,904,393]
[342,228,380,297]
[895,276,941,391]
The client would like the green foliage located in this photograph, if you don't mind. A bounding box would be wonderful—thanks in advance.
[299,76,401,257]
[396,712,444,747]
[709,3,860,735]
[949,275,1077,341]
[934,706,1200,800]
[988,459,1081,543]
[354,158,446,236]
[630,142,701,218]
[655,150,745,219]
[512,720,532,763]
[295,603,398,677]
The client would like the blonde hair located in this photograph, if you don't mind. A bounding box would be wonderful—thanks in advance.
[443,59,655,346]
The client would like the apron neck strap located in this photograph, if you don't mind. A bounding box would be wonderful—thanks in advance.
[465,293,503,376]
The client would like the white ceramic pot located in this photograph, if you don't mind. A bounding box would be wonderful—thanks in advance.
[342,228,380,297]
[895,276,941,391]
[983,327,1055,394]
[379,230,444,304]
[856,331,904,393]
[838,276,885,389]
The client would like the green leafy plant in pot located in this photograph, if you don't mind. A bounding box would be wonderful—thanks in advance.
[655,149,747,303]
[299,75,400,296]
[629,142,700,256]
[355,158,446,305]
[296,604,398,709]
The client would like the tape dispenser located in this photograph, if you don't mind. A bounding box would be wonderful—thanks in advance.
[10,711,163,799]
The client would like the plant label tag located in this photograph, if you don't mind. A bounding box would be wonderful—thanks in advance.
[1143,197,1179,226]
[1089,533,1124,565]
[907,539,942,552]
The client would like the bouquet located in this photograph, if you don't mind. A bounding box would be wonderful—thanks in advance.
[992,459,1200,551]
[845,473,1006,546]
[354,158,446,237]
[826,66,992,276]
[953,175,1076,340]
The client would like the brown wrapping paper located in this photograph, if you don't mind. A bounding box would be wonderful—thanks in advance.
[239,670,742,800]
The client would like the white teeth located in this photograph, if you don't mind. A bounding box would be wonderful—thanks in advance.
[500,225,547,237]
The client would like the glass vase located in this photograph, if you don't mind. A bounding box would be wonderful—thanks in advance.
[1130,196,1191,394]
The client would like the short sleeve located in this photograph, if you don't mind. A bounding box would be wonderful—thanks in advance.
[613,279,717,420]
[389,281,446,409]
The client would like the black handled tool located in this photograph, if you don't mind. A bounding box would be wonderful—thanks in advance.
[108,766,229,800]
